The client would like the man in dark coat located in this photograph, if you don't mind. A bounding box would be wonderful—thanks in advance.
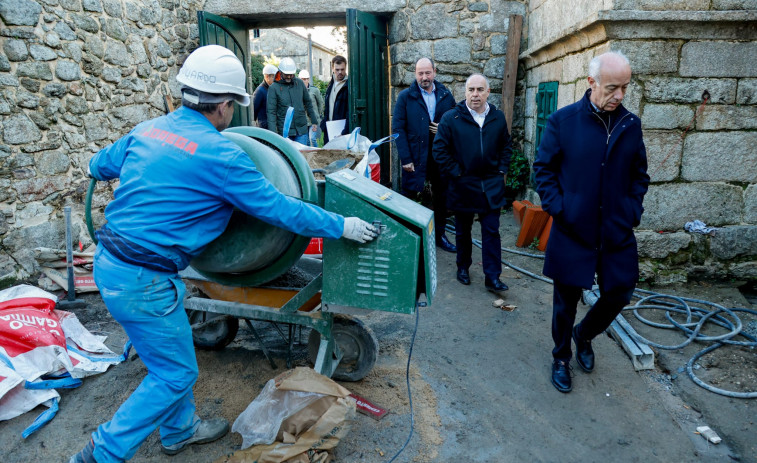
[252,63,276,129]
[320,55,350,144]
[393,57,457,252]
[533,51,650,393]
[433,74,512,293]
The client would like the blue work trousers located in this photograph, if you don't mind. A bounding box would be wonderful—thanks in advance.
[91,246,200,462]
[455,209,502,281]
[289,133,309,145]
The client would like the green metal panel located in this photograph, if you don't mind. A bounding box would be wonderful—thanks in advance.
[322,170,436,313]
[347,9,390,185]
[197,11,251,128]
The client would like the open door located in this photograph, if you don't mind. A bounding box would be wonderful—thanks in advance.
[197,11,251,128]
[347,9,390,185]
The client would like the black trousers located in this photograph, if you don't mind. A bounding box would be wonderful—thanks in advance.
[552,278,634,361]
[455,209,501,281]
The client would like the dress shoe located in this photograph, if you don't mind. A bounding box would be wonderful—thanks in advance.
[573,325,595,373]
[162,418,229,455]
[484,278,509,293]
[551,359,572,393]
[436,234,457,253]
[456,268,471,285]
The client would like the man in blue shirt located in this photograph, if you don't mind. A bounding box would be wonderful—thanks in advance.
[69,45,376,463]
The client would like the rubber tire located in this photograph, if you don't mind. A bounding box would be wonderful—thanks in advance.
[188,310,239,350]
[307,314,379,382]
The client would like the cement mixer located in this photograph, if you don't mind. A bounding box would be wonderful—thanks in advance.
[85,127,436,381]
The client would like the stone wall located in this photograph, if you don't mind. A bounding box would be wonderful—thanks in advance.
[521,3,757,283]
[0,0,204,283]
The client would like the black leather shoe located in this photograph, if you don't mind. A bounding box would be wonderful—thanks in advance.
[456,268,471,285]
[484,278,509,293]
[573,325,595,373]
[551,359,572,393]
[436,234,457,253]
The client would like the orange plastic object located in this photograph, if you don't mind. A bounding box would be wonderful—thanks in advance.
[537,216,553,251]
[512,200,534,226]
[516,206,550,248]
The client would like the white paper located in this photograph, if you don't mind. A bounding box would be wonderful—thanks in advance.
[326,119,346,140]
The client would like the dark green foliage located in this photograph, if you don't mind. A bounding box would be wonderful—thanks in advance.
[249,54,265,89]
[505,148,529,199]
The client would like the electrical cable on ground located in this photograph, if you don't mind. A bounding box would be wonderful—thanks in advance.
[450,223,756,398]
[387,300,420,462]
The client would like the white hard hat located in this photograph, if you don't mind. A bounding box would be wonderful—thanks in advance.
[298,70,310,79]
[279,57,297,74]
[262,64,277,75]
[176,45,250,106]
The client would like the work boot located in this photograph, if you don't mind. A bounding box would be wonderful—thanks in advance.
[69,438,96,463]
[551,359,572,393]
[161,418,229,455]
[573,325,595,373]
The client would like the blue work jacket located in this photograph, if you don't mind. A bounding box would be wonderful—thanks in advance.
[89,106,344,271]
[432,101,512,213]
[392,80,455,192]
[533,90,650,291]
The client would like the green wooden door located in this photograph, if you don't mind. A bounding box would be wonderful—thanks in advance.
[197,11,251,128]
[347,9,390,185]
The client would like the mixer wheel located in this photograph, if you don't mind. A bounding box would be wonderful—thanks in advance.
[307,314,378,381]
[188,310,239,350]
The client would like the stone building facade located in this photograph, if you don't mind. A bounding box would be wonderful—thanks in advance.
[0,0,755,285]
[520,0,757,283]
[251,28,336,82]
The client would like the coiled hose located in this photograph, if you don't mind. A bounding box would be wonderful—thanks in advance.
[448,224,757,399]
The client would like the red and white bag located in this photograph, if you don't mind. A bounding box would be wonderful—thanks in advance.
[0,285,129,437]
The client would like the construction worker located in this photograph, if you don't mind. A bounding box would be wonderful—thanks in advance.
[298,69,324,147]
[253,63,277,129]
[266,57,318,144]
[69,45,377,463]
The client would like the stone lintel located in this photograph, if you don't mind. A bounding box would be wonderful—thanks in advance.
[521,10,757,70]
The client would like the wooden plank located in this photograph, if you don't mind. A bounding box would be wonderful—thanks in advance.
[501,14,523,130]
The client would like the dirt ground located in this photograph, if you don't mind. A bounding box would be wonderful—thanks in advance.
[1,214,755,462]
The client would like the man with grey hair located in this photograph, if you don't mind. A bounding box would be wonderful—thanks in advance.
[433,73,512,293]
[534,51,649,393]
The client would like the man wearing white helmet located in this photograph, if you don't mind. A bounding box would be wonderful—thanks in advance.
[253,63,277,129]
[266,57,319,144]
[299,69,324,146]
[69,45,377,463]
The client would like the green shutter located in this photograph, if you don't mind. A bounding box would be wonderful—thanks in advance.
[534,81,558,157]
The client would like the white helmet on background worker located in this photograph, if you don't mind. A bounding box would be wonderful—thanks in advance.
[278,57,297,75]
[176,45,250,106]
[262,64,277,75]
[298,70,310,79]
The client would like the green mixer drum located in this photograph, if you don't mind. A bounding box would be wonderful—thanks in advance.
[189,127,318,287]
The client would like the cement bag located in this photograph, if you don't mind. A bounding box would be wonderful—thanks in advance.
[224,367,356,463]
[35,246,98,294]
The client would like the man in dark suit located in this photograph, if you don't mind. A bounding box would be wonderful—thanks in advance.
[433,74,511,293]
[320,55,349,144]
[393,57,457,252]
[533,51,650,393]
